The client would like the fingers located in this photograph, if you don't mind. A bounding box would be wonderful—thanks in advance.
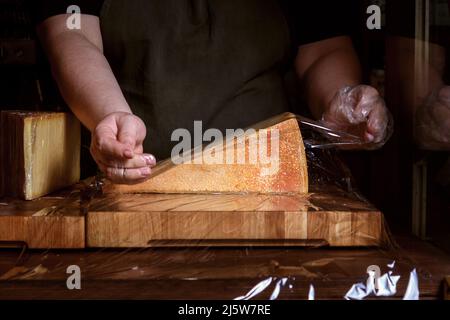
[93,113,147,161]
[117,114,147,157]
[134,144,144,155]
[99,164,153,185]
[326,85,379,127]
[96,153,156,185]
[366,101,391,144]
[93,150,156,184]
[117,125,137,158]
[91,112,151,183]
[346,86,390,144]
[327,85,392,147]
[352,88,381,123]
[92,147,156,169]
[93,124,133,160]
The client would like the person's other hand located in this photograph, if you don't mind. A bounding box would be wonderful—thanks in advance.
[415,86,450,150]
[90,112,156,184]
[322,85,393,149]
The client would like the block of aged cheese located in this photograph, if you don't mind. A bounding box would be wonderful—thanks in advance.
[0,111,81,200]
[107,112,308,194]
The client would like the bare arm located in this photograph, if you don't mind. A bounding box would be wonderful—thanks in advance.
[37,14,131,131]
[295,36,361,119]
[295,36,391,146]
[37,14,155,184]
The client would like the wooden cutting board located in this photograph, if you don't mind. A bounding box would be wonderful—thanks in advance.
[87,186,386,248]
[0,195,84,249]
[0,185,386,249]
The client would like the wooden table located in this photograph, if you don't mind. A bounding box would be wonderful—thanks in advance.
[0,180,448,299]
[0,234,449,300]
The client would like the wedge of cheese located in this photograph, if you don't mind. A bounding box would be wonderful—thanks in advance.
[0,111,81,200]
[107,112,308,194]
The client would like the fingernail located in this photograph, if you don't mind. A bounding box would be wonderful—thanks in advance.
[140,167,151,176]
[143,154,156,166]
[124,149,133,158]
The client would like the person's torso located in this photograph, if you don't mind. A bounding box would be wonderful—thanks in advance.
[100,0,292,158]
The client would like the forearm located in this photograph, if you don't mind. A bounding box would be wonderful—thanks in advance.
[296,37,361,119]
[39,27,130,131]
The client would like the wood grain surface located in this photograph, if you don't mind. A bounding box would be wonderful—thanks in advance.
[0,184,386,248]
[87,191,385,248]
[0,195,84,249]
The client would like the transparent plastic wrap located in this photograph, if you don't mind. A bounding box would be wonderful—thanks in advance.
[415,86,450,151]
[1,113,441,300]
[319,85,394,150]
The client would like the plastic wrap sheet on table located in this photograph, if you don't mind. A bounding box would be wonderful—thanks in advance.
[0,163,412,299]
[0,115,422,300]
[0,237,434,299]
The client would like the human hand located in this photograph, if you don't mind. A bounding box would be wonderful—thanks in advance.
[90,112,156,184]
[322,85,393,149]
[415,86,450,150]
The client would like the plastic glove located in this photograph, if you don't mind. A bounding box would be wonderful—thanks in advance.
[321,85,393,149]
[415,86,450,150]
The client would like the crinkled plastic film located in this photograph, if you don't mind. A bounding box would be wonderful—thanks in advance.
[319,85,395,150]
[0,114,429,300]
[415,86,450,151]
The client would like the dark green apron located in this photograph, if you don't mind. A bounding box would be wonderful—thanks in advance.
[100,0,291,159]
